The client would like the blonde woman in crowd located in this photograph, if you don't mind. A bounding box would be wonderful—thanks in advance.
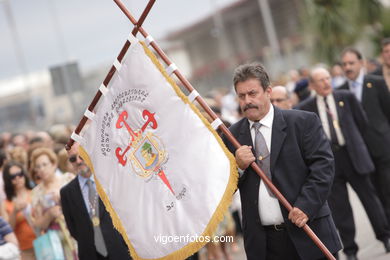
[27,142,45,187]
[3,161,36,260]
[29,148,76,259]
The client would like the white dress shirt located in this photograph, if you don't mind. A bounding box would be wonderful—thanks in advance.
[316,93,346,146]
[347,69,365,102]
[248,105,284,225]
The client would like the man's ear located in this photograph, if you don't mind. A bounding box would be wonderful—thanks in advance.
[266,86,272,97]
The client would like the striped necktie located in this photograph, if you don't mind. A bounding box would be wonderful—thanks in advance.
[253,122,274,197]
[87,179,108,257]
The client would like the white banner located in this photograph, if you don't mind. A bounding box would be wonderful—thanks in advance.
[79,39,237,260]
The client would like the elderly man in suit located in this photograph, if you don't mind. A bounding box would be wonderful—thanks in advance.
[298,67,390,259]
[60,142,131,260]
[338,47,390,224]
[223,62,341,260]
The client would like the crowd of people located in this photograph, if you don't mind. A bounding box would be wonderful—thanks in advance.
[0,125,243,259]
[1,39,390,260]
[203,41,390,260]
[0,126,76,260]
[0,124,137,260]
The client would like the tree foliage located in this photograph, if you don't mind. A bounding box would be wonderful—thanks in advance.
[303,0,385,64]
[371,7,390,55]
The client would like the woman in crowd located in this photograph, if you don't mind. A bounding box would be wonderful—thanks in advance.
[29,147,76,259]
[3,161,36,260]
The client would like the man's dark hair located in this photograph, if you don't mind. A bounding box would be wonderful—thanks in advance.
[341,47,363,60]
[233,62,270,91]
[381,38,390,49]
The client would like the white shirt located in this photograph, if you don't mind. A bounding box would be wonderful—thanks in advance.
[347,69,365,102]
[316,93,346,146]
[248,105,284,225]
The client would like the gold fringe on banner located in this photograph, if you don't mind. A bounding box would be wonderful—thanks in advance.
[79,41,238,260]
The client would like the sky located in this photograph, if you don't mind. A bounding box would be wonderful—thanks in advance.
[0,0,237,80]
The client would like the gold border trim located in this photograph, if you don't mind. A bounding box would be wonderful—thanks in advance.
[79,41,238,260]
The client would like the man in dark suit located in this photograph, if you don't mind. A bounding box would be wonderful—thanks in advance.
[339,47,390,223]
[223,63,341,260]
[60,142,131,260]
[298,67,390,259]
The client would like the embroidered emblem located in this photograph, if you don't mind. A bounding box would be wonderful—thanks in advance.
[115,109,174,195]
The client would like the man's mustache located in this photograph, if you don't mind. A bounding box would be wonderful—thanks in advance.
[78,167,91,176]
[243,104,259,111]
[346,70,353,74]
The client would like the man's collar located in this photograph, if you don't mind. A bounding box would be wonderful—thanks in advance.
[78,174,94,187]
[356,68,365,84]
[248,104,274,129]
[348,68,365,85]
[315,92,333,100]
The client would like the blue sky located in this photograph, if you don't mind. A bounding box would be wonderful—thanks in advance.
[0,0,236,80]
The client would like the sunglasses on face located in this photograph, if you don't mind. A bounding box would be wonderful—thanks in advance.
[10,171,24,180]
[69,154,83,163]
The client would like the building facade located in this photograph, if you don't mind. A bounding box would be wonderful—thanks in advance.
[164,0,307,93]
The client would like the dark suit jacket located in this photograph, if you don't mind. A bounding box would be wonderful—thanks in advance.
[297,90,375,175]
[223,107,341,260]
[60,177,131,260]
[339,74,390,160]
